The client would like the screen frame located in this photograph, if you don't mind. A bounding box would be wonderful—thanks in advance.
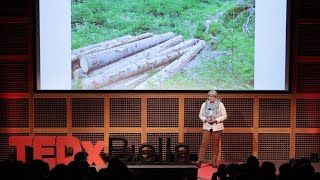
[33,0,293,94]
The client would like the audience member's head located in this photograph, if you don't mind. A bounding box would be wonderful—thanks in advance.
[278,162,293,180]
[211,163,227,180]
[27,159,50,180]
[225,162,240,178]
[294,158,315,179]
[245,155,260,172]
[96,168,108,180]
[66,160,89,179]
[48,163,67,180]
[3,160,28,179]
[260,161,276,180]
[217,163,227,173]
[107,157,133,180]
[107,157,128,172]
[74,151,88,162]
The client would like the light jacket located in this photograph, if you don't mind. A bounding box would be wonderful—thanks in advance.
[198,101,227,131]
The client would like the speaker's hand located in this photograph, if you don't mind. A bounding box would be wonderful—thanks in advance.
[209,119,217,124]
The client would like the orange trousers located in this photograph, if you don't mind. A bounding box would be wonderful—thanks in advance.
[197,129,222,165]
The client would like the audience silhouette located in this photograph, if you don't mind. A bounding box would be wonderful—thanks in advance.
[210,155,319,180]
[1,154,319,180]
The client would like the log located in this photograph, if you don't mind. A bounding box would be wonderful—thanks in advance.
[74,37,197,81]
[72,61,80,71]
[135,40,205,89]
[133,35,184,58]
[156,38,199,57]
[71,35,133,62]
[80,32,176,73]
[71,54,79,63]
[76,35,184,81]
[91,38,197,79]
[99,73,150,90]
[81,47,190,90]
[89,33,154,54]
[73,68,88,80]
[71,33,154,63]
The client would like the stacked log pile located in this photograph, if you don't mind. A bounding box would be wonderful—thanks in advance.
[72,32,205,90]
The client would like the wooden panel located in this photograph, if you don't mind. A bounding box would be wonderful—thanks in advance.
[221,133,253,161]
[297,24,320,56]
[259,99,291,128]
[0,133,29,161]
[223,98,254,128]
[0,23,29,55]
[0,98,29,128]
[34,98,67,128]
[184,98,206,128]
[0,61,29,92]
[296,99,320,128]
[72,98,104,128]
[295,0,320,18]
[296,62,320,93]
[34,133,67,136]
[295,133,320,159]
[110,98,141,127]
[0,0,28,17]
[147,98,179,128]
[184,133,213,161]
[33,129,68,133]
[184,133,201,159]
[258,133,290,160]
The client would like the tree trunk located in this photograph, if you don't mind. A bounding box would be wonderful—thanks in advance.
[81,47,190,90]
[81,35,184,79]
[71,35,133,62]
[99,73,150,90]
[73,68,88,81]
[135,41,205,89]
[80,32,176,73]
[87,33,154,54]
[72,33,155,63]
[135,35,184,58]
[157,38,199,57]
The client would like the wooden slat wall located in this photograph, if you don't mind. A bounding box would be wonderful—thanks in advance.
[0,0,319,162]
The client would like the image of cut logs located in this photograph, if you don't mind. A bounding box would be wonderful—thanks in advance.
[72,32,206,90]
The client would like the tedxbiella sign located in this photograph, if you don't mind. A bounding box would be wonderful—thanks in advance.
[9,136,190,167]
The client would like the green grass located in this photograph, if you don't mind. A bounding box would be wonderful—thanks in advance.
[71,0,233,49]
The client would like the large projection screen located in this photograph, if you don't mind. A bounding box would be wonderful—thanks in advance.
[35,0,291,92]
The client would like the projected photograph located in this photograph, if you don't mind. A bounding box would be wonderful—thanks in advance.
[71,0,255,90]
[37,0,288,91]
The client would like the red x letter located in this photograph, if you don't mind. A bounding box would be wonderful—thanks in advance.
[81,141,105,166]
